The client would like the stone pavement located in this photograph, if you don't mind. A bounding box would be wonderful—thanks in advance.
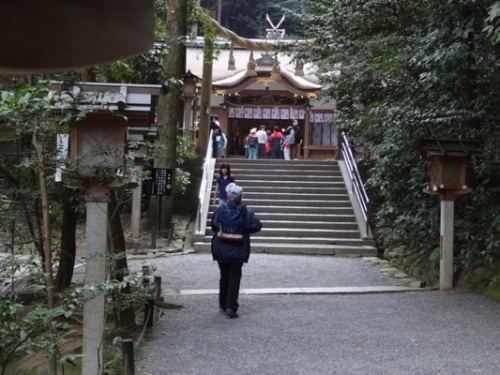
[131,253,500,375]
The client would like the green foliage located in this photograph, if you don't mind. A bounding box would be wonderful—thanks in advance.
[296,0,500,287]
[484,1,500,44]
[0,254,154,374]
[96,43,169,85]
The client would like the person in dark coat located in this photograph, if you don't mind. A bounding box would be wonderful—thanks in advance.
[210,184,262,318]
[290,119,301,159]
[269,126,284,159]
[210,115,220,158]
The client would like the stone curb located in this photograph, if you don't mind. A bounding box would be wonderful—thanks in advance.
[362,256,425,289]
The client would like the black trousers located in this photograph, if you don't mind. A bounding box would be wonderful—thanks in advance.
[257,143,265,159]
[218,262,243,312]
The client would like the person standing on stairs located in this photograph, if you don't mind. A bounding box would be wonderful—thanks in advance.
[290,119,302,160]
[218,130,227,158]
[255,124,268,159]
[210,115,221,158]
[283,126,295,160]
[213,163,235,206]
[270,126,284,159]
[210,184,262,318]
[247,128,258,159]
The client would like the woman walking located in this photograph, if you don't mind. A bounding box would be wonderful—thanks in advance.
[211,184,262,318]
[212,163,235,206]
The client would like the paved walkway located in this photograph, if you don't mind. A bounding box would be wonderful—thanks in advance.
[132,253,500,375]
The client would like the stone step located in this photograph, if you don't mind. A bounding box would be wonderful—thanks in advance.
[220,192,350,200]
[204,227,363,239]
[206,219,359,231]
[209,203,353,212]
[235,201,354,208]
[192,242,377,256]
[207,212,357,222]
[209,200,354,208]
[213,188,348,196]
[229,166,342,176]
[234,175,344,182]
[216,160,338,168]
[195,235,374,247]
[228,169,341,176]
[227,180,347,187]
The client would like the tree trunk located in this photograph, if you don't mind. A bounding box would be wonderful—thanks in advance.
[196,30,214,156]
[31,118,55,310]
[55,187,78,292]
[108,191,136,335]
[154,0,188,235]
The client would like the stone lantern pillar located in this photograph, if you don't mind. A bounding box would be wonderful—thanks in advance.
[182,70,203,138]
[421,139,480,290]
[70,112,131,375]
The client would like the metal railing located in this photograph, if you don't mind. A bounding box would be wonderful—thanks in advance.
[194,130,214,235]
[341,132,370,237]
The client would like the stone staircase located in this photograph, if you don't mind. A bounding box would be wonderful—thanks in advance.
[192,159,377,256]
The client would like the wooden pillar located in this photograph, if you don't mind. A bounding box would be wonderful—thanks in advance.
[303,111,311,160]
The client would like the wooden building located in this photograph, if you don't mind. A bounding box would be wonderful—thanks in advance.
[186,39,338,159]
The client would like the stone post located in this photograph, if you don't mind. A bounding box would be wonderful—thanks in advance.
[439,197,455,291]
[131,157,146,239]
[82,187,109,375]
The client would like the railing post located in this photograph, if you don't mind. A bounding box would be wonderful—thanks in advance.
[122,338,135,375]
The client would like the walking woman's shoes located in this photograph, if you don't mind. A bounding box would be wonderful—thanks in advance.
[225,308,239,318]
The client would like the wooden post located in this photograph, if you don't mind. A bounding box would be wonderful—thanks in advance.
[122,339,135,375]
[154,276,163,301]
[144,298,155,328]
[303,112,311,160]
[142,266,154,328]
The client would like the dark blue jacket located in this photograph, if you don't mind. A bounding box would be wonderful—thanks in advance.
[210,201,262,263]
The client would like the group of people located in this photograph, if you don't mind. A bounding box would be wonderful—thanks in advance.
[244,119,301,160]
[211,162,262,318]
[209,116,302,160]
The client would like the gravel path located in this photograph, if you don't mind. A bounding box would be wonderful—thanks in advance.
[132,253,500,375]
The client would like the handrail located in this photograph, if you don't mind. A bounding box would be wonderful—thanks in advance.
[194,130,214,235]
[341,132,370,237]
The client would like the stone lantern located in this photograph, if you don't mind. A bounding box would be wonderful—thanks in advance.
[182,70,203,138]
[69,111,131,375]
[421,139,480,198]
[70,112,128,187]
[421,138,480,290]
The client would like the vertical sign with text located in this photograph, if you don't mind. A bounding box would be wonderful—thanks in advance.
[152,168,173,196]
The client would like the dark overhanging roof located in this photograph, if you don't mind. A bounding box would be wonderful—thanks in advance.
[49,81,160,139]
[421,139,481,158]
